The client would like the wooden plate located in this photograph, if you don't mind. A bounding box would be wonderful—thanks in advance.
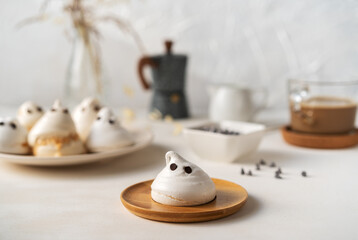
[120,178,248,223]
[281,126,358,149]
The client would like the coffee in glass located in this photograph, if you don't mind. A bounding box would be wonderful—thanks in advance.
[289,80,358,134]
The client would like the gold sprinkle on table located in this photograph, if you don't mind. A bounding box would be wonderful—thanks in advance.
[164,115,173,122]
[149,109,162,120]
[122,108,136,123]
[173,123,183,136]
[122,85,135,98]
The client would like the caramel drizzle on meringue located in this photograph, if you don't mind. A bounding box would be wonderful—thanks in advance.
[153,191,191,204]
[33,133,79,156]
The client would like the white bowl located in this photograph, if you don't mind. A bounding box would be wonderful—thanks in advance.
[183,121,265,163]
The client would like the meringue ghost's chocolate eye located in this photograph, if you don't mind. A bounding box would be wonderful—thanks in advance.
[94,105,100,111]
[0,122,4,126]
[109,120,115,125]
[97,117,101,121]
[51,108,56,112]
[184,166,192,174]
[170,163,177,171]
[9,122,17,129]
[63,109,69,114]
[37,106,43,112]
[27,109,32,114]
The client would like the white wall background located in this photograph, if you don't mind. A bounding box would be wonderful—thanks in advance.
[1,0,358,114]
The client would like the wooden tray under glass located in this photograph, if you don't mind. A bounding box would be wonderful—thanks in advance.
[281,126,358,149]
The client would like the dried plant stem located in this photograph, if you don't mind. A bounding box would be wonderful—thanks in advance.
[100,15,146,53]
[15,15,47,29]
[75,24,102,94]
[66,0,103,94]
[85,36,102,94]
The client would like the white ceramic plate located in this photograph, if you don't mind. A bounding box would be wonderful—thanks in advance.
[0,129,153,166]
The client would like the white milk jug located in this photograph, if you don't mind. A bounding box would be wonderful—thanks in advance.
[208,84,267,121]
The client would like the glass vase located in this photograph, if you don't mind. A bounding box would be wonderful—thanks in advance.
[64,30,108,107]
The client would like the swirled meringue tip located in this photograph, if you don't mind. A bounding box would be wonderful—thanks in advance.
[151,151,216,206]
[28,100,85,157]
[86,107,134,153]
[72,97,102,141]
[17,101,44,131]
[0,117,30,154]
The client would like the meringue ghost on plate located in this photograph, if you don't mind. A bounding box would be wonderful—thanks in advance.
[0,117,30,154]
[151,151,216,206]
[28,100,85,157]
[17,101,44,130]
[72,97,102,141]
[86,108,134,152]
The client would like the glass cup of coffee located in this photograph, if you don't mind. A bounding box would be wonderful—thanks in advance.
[289,79,358,134]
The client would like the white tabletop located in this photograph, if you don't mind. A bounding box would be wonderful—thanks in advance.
[0,111,357,240]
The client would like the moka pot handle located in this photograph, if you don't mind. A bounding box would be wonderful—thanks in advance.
[137,56,158,90]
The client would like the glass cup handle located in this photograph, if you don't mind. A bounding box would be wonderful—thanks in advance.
[294,110,315,125]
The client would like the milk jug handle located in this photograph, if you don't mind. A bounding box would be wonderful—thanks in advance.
[252,88,268,115]
[137,56,158,90]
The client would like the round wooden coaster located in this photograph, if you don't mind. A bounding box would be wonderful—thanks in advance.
[120,178,248,223]
[281,126,358,149]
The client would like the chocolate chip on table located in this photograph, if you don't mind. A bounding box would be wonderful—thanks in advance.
[275,168,283,179]
[259,159,266,165]
[247,170,253,176]
[27,109,32,114]
[275,172,282,179]
[9,122,17,129]
[241,168,245,175]
[256,164,260,170]
[170,163,177,171]
[301,171,307,177]
[184,166,192,174]
[270,162,276,168]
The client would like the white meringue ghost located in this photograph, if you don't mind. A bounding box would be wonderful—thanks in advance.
[0,117,30,154]
[28,100,85,157]
[72,97,102,141]
[17,101,44,130]
[86,108,133,152]
[151,151,216,206]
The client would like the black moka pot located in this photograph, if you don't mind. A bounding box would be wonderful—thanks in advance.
[138,40,189,119]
